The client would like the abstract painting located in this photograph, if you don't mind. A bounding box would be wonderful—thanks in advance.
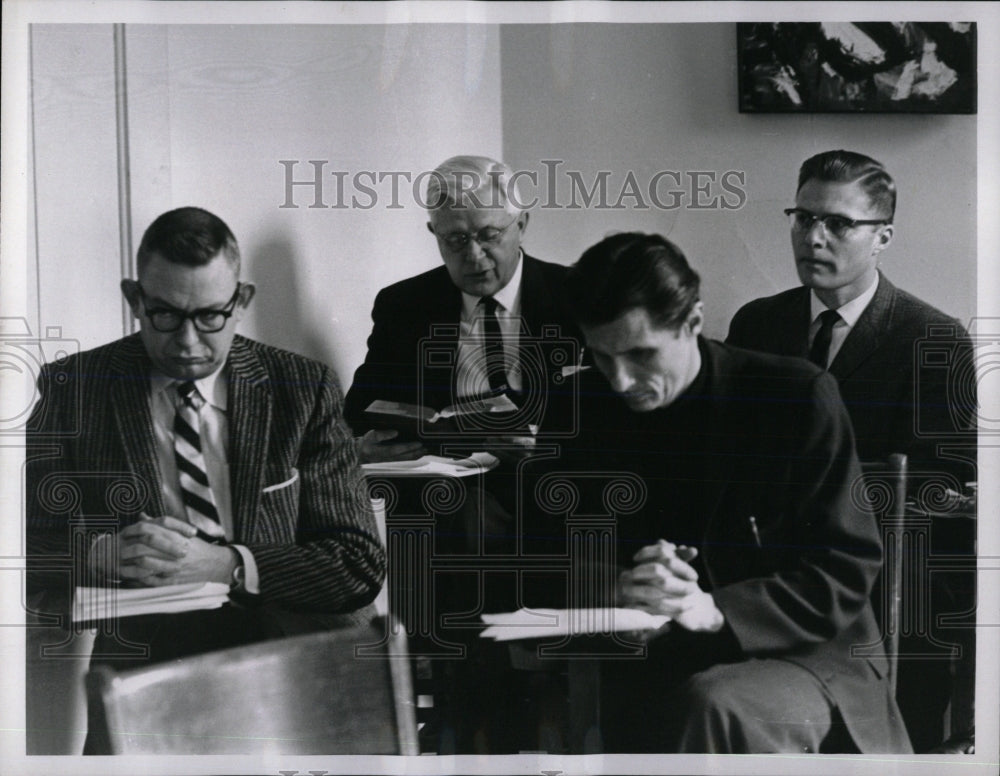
[738,22,976,113]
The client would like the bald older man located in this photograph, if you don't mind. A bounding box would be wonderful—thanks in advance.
[344,155,581,462]
[343,156,583,752]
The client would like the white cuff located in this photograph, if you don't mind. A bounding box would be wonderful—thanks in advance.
[230,544,260,594]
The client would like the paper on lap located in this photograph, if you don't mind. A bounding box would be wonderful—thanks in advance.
[73,581,231,622]
[480,607,670,640]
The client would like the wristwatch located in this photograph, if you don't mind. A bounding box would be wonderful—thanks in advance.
[230,561,246,589]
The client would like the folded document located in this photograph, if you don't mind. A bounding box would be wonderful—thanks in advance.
[480,607,670,641]
[73,581,231,623]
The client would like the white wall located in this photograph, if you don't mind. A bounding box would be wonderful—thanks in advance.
[500,24,977,339]
[30,23,978,379]
[29,25,125,350]
[31,23,504,384]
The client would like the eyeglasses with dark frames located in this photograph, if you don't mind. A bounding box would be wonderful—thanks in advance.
[137,283,242,333]
[784,208,890,240]
[435,214,520,251]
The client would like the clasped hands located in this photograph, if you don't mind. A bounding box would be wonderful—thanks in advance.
[88,513,237,586]
[618,539,725,633]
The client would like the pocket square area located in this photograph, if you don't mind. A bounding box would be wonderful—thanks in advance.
[262,469,299,493]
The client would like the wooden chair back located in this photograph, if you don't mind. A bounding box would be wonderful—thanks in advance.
[860,453,908,698]
[86,619,418,754]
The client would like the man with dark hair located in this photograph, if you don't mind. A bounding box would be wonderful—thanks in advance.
[27,206,385,678]
[726,150,976,750]
[559,231,910,753]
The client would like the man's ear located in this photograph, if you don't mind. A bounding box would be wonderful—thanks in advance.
[231,282,256,324]
[516,210,529,236]
[237,282,256,307]
[685,301,705,336]
[120,279,141,317]
[873,224,894,254]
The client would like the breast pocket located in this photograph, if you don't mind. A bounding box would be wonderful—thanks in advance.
[258,468,300,541]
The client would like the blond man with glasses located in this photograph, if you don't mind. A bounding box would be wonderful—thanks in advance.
[727,149,976,752]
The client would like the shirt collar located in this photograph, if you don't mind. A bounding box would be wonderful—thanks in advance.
[460,248,524,318]
[151,365,228,411]
[809,271,880,328]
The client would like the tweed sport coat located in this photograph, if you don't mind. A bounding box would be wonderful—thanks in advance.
[26,333,385,615]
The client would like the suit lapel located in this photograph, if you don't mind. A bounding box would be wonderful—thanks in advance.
[518,255,557,337]
[109,336,167,517]
[226,336,272,543]
[782,288,812,358]
[829,273,895,379]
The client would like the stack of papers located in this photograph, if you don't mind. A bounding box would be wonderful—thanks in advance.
[362,452,499,478]
[73,582,231,623]
[480,607,670,641]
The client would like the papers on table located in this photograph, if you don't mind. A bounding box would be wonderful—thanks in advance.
[480,607,670,641]
[73,582,231,623]
[361,452,499,478]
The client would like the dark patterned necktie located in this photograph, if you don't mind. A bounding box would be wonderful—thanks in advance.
[809,309,842,369]
[480,296,508,393]
[174,381,226,540]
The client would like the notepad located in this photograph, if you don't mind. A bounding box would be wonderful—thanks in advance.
[480,607,670,641]
[73,582,231,623]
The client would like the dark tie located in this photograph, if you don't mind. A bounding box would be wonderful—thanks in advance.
[480,296,508,393]
[809,309,841,369]
[174,381,226,541]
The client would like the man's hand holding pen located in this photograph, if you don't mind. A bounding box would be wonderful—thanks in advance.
[618,539,725,633]
[88,513,238,586]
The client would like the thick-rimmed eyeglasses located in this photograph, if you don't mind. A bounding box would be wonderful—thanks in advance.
[435,214,520,251]
[784,208,890,240]
[137,283,242,333]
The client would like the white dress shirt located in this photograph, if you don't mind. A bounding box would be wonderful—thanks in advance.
[455,250,525,398]
[150,368,259,592]
[809,272,880,368]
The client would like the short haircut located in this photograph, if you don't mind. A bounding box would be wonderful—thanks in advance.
[566,232,701,329]
[425,155,523,217]
[136,207,240,274]
[797,150,897,221]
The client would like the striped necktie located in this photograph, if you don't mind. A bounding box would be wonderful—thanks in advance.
[174,381,226,541]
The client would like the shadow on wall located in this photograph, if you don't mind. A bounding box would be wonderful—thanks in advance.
[247,234,343,377]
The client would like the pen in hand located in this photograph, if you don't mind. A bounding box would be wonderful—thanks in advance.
[748,515,762,548]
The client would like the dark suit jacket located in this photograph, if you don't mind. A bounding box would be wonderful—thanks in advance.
[26,334,386,617]
[343,254,582,436]
[727,273,976,485]
[544,339,911,753]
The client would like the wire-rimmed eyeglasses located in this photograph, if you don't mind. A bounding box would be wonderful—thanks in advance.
[434,214,520,251]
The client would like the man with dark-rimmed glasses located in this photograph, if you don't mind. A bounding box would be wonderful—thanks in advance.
[26,207,386,747]
[727,149,976,752]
